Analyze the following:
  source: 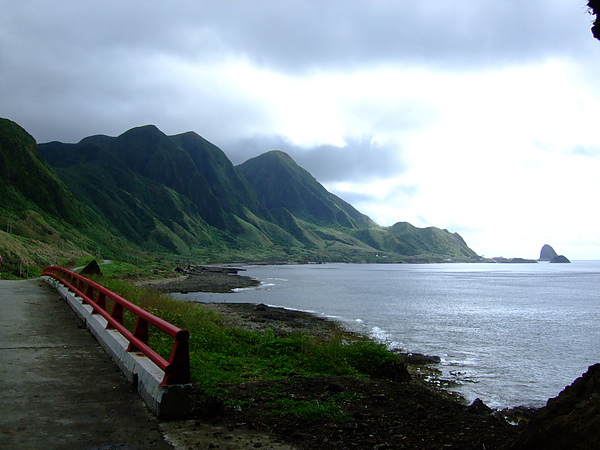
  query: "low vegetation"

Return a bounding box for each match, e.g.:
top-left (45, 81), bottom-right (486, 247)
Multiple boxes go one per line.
top-left (91, 274), bottom-right (407, 422)
top-left (82, 270), bottom-right (524, 449)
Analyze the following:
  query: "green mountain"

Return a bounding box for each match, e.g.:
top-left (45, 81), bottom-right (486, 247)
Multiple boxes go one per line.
top-left (40, 125), bottom-right (296, 256)
top-left (237, 150), bottom-right (374, 230)
top-left (237, 150), bottom-right (477, 260)
top-left (352, 222), bottom-right (478, 260)
top-left (1, 119), bottom-right (478, 264)
top-left (0, 118), bottom-right (122, 273)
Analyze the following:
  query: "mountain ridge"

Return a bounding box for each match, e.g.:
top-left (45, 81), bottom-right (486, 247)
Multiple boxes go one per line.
top-left (0, 118), bottom-right (129, 273)
top-left (237, 150), bottom-right (374, 230)
top-left (2, 118), bottom-right (479, 267)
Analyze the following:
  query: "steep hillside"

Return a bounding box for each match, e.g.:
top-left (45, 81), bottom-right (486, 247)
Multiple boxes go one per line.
top-left (41, 132), bottom-right (220, 253)
top-left (237, 150), bottom-right (374, 230)
top-left (40, 126), bottom-right (296, 256)
top-left (356, 222), bottom-right (478, 260)
top-left (237, 150), bottom-right (476, 261)
top-left (37, 123), bottom-right (478, 262)
top-left (0, 118), bottom-right (122, 275)
top-left (0, 118), bottom-right (79, 221)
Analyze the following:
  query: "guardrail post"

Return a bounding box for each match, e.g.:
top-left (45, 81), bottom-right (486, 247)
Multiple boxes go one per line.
top-left (163, 331), bottom-right (190, 385)
top-left (109, 302), bottom-right (123, 327)
top-left (127, 317), bottom-right (149, 352)
top-left (95, 291), bottom-right (106, 312)
top-left (85, 285), bottom-right (95, 304)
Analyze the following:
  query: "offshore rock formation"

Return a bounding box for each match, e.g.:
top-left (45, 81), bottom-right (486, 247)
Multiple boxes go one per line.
top-left (539, 244), bottom-right (558, 261)
top-left (539, 245), bottom-right (570, 263)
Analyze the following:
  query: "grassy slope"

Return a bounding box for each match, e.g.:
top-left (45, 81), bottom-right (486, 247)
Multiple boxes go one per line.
top-left (0, 119), bottom-right (156, 277)
top-left (3, 117), bottom-right (479, 277)
top-left (92, 275), bottom-right (406, 407)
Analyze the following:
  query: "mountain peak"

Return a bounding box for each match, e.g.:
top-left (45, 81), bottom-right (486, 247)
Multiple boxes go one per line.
top-left (238, 150), bottom-right (373, 230)
top-left (118, 124), bottom-right (166, 140)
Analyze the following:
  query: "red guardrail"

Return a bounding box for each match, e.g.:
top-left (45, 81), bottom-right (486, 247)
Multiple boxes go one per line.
top-left (42, 265), bottom-right (190, 385)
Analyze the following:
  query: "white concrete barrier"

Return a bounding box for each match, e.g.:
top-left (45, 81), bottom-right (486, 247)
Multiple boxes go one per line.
top-left (43, 277), bottom-right (193, 420)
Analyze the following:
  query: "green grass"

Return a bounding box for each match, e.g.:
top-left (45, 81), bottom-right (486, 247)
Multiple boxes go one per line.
top-left (91, 275), bottom-right (406, 416)
top-left (263, 397), bottom-right (350, 422)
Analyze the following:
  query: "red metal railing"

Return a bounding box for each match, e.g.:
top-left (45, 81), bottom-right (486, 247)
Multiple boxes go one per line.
top-left (42, 265), bottom-right (190, 385)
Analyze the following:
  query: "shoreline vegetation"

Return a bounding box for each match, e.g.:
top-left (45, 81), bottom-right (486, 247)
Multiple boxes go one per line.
top-left (112, 265), bottom-right (598, 448)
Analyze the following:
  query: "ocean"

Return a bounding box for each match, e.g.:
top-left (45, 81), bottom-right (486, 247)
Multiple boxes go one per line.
top-left (174, 261), bottom-right (600, 409)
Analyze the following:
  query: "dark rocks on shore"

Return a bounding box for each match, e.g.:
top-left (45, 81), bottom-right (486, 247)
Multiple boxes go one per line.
top-left (495, 405), bottom-right (538, 425)
top-left (175, 264), bottom-right (246, 276)
top-left (402, 353), bottom-right (442, 365)
top-left (508, 363), bottom-right (600, 449)
top-left (468, 398), bottom-right (493, 415)
top-left (139, 265), bottom-right (259, 293)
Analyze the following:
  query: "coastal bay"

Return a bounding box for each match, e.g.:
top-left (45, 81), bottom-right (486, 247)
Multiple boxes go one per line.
top-left (147, 264), bottom-right (600, 448)
top-left (175, 262), bottom-right (600, 410)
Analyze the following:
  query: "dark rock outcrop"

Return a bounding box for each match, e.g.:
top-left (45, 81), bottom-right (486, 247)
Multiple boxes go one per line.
top-left (80, 260), bottom-right (102, 276)
top-left (539, 244), bottom-right (559, 261)
top-left (402, 353), bottom-right (442, 365)
top-left (550, 255), bottom-right (571, 263)
top-left (468, 398), bottom-right (493, 415)
top-left (509, 363), bottom-right (600, 449)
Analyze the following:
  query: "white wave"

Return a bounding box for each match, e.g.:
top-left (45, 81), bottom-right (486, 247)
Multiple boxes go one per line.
top-left (231, 286), bottom-right (256, 293)
top-left (369, 326), bottom-right (403, 349)
top-left (264, 304), bottom-right (318, 315)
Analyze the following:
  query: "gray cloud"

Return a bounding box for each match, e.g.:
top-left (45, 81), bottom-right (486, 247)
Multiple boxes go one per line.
top-left (1, 0), bottom-right (599, 259)
top-left (215, 0), bottom-right (596, 71)
top-left (225, 135), bottom-right (407, 184)
top-left (1, 0), bottom-right (596, 144)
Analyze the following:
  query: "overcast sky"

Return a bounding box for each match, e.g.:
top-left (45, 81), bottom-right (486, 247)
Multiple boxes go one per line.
top-left (2, 1), bottom-right (600, 259)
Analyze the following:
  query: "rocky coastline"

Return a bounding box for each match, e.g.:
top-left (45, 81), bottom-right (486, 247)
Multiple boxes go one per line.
top-left (136, 264), bottom-right (260, 293)
top-left (150, 266), bottom-right (599, 449)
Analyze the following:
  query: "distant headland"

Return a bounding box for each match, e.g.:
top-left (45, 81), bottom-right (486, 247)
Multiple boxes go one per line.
top-left (484, 244), bottom-right (570, 264)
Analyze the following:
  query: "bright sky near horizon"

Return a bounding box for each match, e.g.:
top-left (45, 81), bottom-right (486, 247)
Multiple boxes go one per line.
top-left (2, 1), bottom-right (600, 259)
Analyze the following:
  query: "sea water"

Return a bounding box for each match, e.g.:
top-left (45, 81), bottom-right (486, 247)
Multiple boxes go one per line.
top-left (175, 261), bottom-right (600, 409)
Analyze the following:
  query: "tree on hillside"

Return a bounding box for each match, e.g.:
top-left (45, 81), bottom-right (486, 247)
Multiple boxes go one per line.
top-left (589, 1), bottom-right (600, 40)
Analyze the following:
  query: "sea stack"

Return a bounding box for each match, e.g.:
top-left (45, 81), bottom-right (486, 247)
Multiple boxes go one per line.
top-left (539, 244), bottom-right (558, 261)
top-left (550, 255), bottom-right (571, 263)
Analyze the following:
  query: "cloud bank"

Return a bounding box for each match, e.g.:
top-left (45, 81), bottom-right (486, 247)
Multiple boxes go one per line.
top-left (2, 0), bottom-right (600, 258)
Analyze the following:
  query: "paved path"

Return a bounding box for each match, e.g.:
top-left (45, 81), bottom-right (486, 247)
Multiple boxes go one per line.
top-left (0, 279), bottom-right (173, 449)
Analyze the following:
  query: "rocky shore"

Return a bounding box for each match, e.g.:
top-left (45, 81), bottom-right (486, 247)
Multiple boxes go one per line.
top-left (153, 266), bottom-right (599, 449)
top-left (136, 264), bottom-right (260, 293)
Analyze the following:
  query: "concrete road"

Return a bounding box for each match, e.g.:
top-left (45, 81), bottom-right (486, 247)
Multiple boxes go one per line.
top-left (0, 279), bottom-right (173, 449)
